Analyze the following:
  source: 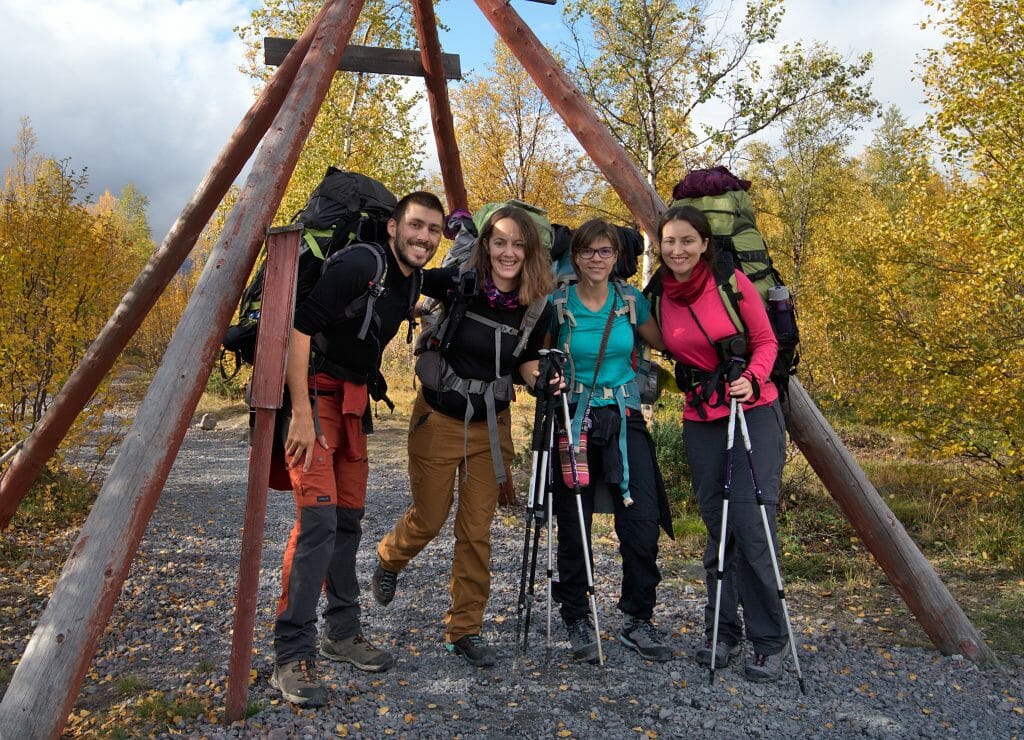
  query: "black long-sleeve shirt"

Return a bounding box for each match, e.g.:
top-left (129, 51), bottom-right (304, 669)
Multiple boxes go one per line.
top-left (293, 243), bottom-right (416, 383)
top-left (420, 267), bottom-right (551, 421)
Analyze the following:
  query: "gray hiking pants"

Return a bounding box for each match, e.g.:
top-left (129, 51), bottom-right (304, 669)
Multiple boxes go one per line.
top-left (684, 401), bottom-right (788, 654)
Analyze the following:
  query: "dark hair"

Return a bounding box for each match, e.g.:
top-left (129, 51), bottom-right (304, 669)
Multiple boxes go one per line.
top-left (657, 205), bottom-right (715, 267)
top-left (569, 218), bottom-right (621, 277)
top-left (392, 191), bottom-right (444, 225)
top-left (467, 206), bottom-right (553, 304)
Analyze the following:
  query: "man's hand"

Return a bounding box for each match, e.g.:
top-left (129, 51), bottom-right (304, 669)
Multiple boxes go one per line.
top-left (285, 407), bottom-right (328, 472)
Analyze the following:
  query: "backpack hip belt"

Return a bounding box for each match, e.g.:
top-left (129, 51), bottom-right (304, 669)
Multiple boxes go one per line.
top-left (432, 358), bottom-right (513, 488)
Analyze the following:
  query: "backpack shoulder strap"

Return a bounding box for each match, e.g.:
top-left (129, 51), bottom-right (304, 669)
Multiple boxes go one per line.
top-left (612, 280), bottom-right (637, 326)
top-left (551, 282), bottom-right (572, 328)
top-left (711, 252), bottom-right (745, 336)
top-left (511, 297), bottom-right (549, 359)
top-left (329, 241), bottom-right (388, 341)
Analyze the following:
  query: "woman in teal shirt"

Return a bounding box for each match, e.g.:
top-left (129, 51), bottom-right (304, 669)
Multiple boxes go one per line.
top-left (549, 218), bottom-right (674, 664)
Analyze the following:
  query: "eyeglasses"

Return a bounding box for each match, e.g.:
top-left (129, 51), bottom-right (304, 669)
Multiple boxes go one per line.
top-left (576, 246), bottom-right (616, 260)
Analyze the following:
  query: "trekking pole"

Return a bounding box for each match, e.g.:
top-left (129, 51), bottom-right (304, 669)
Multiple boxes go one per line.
top-left (708, 396), bottom-right (738, 687)
top-left (734, 401), bottom-right (807, 694)
top-left (516, 350), bottom-right (558, 655)
top-left (559, 389), bottom-right (605, 666)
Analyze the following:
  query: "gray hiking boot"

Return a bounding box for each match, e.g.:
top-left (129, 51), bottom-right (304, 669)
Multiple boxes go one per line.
top-left (372, 563), bottom-right (399, 606)
top-left (564, 615), bottom-right (599, 664)
top-left (270, 659), bottom-right (327, 707)
top-left (696, 638), bottom-right (741, 668)
top-left (618, 616), bottom-right (673, 662)
top-left (445, 634), bottom-right (497, 667)
top-left (320, 632), bottom-right (395, 672)
top-left (744, 641), bottom-right (789, 682)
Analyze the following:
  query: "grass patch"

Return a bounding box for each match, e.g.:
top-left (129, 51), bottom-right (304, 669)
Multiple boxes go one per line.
top-left (974, 580), bottom-right (1024, 655)
top-left (132, 691), bottom-right (206, 727)
top-left (114, 675), bottom-right (148, 696)
top-left (12, 466), bottom-right (97, 529)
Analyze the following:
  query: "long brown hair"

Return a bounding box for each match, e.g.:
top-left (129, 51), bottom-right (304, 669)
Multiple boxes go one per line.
top-left (466, 206), bottom-right (554, 304)
top-left (657, 205), bottom-right (715, 268)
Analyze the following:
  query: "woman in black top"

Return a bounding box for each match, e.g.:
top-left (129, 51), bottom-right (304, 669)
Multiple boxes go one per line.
top-left (374, 206), bottom-right (554, 667)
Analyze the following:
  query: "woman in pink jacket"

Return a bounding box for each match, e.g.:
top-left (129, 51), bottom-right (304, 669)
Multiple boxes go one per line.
top-left (654, 205), bottom-right (789, 683)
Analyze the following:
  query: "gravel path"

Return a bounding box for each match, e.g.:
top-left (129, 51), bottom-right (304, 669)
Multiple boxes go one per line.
top-left (29, 415), bottom-right (1024, 737)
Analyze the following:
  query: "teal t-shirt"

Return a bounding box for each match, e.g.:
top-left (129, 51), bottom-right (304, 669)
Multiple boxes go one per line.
top-left (550, 283), bottom-right (651, 410)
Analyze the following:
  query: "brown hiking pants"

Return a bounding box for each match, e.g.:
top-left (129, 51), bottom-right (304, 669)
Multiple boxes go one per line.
top-left (377, 390), bottom-right (514, 642)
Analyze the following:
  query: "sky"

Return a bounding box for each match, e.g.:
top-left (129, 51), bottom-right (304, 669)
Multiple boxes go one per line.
top-left (0, 0), bottom-right (946, 242)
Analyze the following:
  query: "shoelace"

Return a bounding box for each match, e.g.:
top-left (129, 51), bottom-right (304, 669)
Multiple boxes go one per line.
top-left (631, 620), bottom-right (662, 642)
top-left (464, 635), bottom-right (486, 648)
top-left (569, 620), bottom-right (592, 642)
top-left (753, 653), bottom-right (769, 667)
top-left (295, 659), bottom-right (316, 680)
top-left (379, 570), bottom-right (397, 594)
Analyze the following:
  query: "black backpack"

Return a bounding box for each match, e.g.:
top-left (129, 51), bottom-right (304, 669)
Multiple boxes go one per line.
top-left (221, 168), bottom-right (399, 376)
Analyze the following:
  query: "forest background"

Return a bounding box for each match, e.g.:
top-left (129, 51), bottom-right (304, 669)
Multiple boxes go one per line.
top-left (2, 0), bottom-right (1021, 680)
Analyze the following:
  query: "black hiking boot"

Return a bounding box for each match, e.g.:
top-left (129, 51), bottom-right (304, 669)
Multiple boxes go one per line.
top-left (445, 634), bottom-right (497, 667)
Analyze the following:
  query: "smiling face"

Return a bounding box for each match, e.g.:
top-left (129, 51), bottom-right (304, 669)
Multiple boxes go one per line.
top-left (572, 236), bottom-right (618, 286)
top-left (486, 217), bottom-right (526, 291)
top-left (659, 218), bottom-right (709, 282)
top-left (387, 202), bottom-right (443, 275)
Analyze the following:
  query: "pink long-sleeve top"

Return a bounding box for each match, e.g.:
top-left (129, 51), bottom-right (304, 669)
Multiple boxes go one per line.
top-left (660, 262), bottom-right (778, 422)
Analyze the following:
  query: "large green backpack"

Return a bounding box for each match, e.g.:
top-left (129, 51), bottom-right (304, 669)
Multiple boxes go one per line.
top-left (665, 168), bottom-right (800, 396)
top-left (670, 188), bottom-right (781, 310)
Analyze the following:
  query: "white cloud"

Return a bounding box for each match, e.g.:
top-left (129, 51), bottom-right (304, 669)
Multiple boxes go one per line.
top-left (0, 0), bottom-right (258, 241)
top-left (0, 0), bottom-right (949, 239)
top-left (752, 0), bottom-right (947, 151)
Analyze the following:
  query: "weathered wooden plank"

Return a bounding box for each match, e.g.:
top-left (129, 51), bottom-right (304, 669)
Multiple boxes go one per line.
top-left (0, 1), bottom-right (332, 531)
top-left (264, 36), bottom-right (462, 80)
top-left (411, 0), bottom-right (467, 211)
top-left (225, 225), bottom-right (301, 723)
top-left (0, 3), bottom-right (368, 736)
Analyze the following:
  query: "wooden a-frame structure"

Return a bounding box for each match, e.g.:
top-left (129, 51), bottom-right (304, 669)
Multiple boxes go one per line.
top-left (0, 1), bottom-right (997, 735)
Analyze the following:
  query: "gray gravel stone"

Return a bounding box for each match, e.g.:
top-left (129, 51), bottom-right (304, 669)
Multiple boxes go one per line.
top-left (6, 421), bottom-right (1018, 739)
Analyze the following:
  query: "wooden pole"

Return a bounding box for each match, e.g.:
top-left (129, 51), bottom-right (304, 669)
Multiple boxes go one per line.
top-left (784, 379), bottom-right (997, 665)
top-left (411, 0), bottom-right (468, 212)
top-left (225, 225), bottom-right (301, 724)
top-left (473, 0), bottom-right (663, 242)
top-left (0, 0), bottom-right (333, 530)
top-left (474, 0), bottom-right (996, 666)
top-left (0, 3), bottom-right (367, 736)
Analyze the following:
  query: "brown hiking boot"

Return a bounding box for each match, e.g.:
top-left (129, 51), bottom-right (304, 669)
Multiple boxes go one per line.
top-left (270, 659), bottom-right (327, 707)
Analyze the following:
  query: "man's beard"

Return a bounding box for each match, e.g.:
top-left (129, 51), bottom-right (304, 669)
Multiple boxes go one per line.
top-left (393, 234), bottom-right (431, 271)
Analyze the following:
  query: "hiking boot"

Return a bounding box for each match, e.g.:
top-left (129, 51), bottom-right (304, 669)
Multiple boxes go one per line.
top-left (270, 659), bottom-right (327, 707)
top-left (320, 632), bottom-right (395, 672)
top-left (744, 641), bottom-right (789, 683)
top-left (618, 616), bottom-right (673, 662)
top-left (445, 634), bottom-right (497, 667)
top-left (696, 638), bottom-right (741, 668)
top-left (372, 563), bottom-right (399, 606)
top-left (564, 615), bottom-right (599, 664)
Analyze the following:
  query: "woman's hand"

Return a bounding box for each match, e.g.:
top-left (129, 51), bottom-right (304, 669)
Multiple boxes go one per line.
top-left (727, 374), bottom-right (755, 403)
top-left (285, 406), bottom-right (328, 472)
top-left (529, 367), bottom-right (563, 397)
